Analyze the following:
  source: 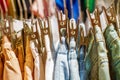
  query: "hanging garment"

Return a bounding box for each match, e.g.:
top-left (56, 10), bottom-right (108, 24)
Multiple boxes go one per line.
top-left (85, 29), bottom-right (94, 79)
top-left (104, 24), bottom-right (120, 80)
top-left (0, 54), bottom-right (4, 80)
top-left (83, 0), bottom-right (95, 13)
top-left (68, 38), bottom-right (80, 80)
top-left (78, 45), bottom-right (87, 80)
top-left (24, 35), bottom-right (34, 80)
top-left (31, 0), bottom-right (44, 18)
top-left (55, 0), bottom-right (79, 20)
top-left (15, 37), bottom-right (25, 80)
top-left (30, 41), bottom-right (40, 80)
top-left (39, 53), bottom-right (45, 80)
top-left (6, 0), bottom-right (16, 18)
top-left (94, 26), bottom-right (111, 80)
top-left (0, 0), bottom-right (8, 14)
top-left (54, 37), bottom-right (69, 80)
top-left (44, 35), bottom-right (54, 80)
top-left (2, 36), bottom-right (22, 80)
top-left (85, 26), bottom-right (111, 80)
top-left (25, 0), bottom-right (31, 18)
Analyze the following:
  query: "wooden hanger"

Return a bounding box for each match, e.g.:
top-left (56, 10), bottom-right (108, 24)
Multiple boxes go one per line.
top-left (86, 8), bottom-right (101, 28)
top-left (30, 20), bottom-right (42, 54)
top-left (57, 10), bottom-right (68, 42)
top-left (2, 17), bottom-right (17, 49)
top-left (102, 4), bottom-right (116, 25)
top-left (22, 0), bottom-right (28, 19)
top-left (69, 18), bottom-right (78, 43)
top-left (79, 26), bottom-right (88, 46)
top-left (39, 18), bottom-right (50, 49)
top-left (38, 19), bottom-right (46, 54)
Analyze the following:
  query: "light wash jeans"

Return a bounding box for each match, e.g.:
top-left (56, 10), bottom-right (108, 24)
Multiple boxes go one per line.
top-left (54, 37), bottom-right (69, 80)
top-left (69, 38), bottom-right (80, 80)
top-left (79, 46), bottom-right (87, 80)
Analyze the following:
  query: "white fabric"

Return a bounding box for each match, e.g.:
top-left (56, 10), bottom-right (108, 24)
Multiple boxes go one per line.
top-left (30, 41), bottom-right (40, 80)
top-left (44, 35), bottom-right (54, 80)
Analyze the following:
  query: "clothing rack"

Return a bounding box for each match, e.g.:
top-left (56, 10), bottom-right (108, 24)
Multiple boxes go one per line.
top-left (0, 0), bottom-right (120, 80)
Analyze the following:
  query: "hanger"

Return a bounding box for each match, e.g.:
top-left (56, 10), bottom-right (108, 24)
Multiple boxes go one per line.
top-left (2, 16), bottom-right (17, 49)
top-left (69, 18), bottom-right (78, 43)
top-left (38, 19), bottom-right (46, 54)
top-left (22, 0), bottom-right (28, 19)
top-left (30, 20), bottom-right (42, 54)
top-left (102, 4), bottom-right (116, 24)
top-left (102, 4), bottom-right (119, 33)
top-left (80, 26), bottom-right (88, 46)
top-left (57, 10), bottom-right (68, 42)
top-left (38, 18), bottom-right (50, 50)
top-left (86, 7), bottom-right (101, 31)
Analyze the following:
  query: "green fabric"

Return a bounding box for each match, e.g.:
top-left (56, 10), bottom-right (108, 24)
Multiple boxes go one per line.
top-left (104, 24), bottom-right (120, 80)
top-left (86, 26), bottom-right (111, 80)
top-left (84, 0), bottom-right (95, 13)
top-left (85, 29), bottom-right (94, 78)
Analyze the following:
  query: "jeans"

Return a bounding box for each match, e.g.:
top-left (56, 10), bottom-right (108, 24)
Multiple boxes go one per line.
top-left (79, 46), bottom-right (87, 80)
top-left (54, 37), bottom-right (69, 80)
top-left (69, 38), bottom-right (80, 80)
top-left (85, 29), bottom-right (94, 80)
top-left (85, 26), bottom-right (111, 80)
top-left (104, 24), bottom-right (120, 80)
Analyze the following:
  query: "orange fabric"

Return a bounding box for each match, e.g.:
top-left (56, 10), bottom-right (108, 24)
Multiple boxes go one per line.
top-left (2, 36), bottom-right (22, 80)
top-left (0, 54), bottom-right (4, 80)
top-left (40, 54), bottom-right (45, 80)
top-left (15, 43), bottom-right (25, 80)
top-left (24, 36), bottom-right (34, 80)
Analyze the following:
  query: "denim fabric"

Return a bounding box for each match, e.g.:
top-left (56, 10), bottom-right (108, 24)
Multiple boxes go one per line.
top-left (85, 29), bottom-right (94, 79)
top-left (85, 26), bottom-right (111, 80)
top-left (68, 38), bottom-right (80, 80)
top-left (94, 26), bottom-right (110, 80)
top-left (104, 24), bottom-right (120, 80)
top-left (79, 46), bottom-right (87, 80)
top-left (54, 37), bottom-right (69, 80)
